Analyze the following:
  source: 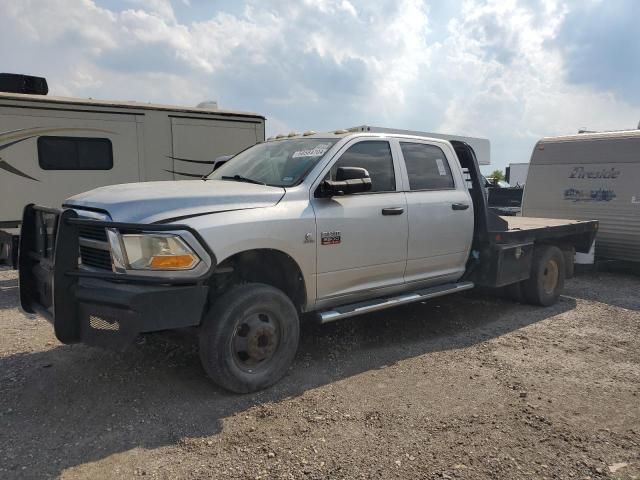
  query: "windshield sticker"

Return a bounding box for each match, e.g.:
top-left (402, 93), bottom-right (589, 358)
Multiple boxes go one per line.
top-left (292, 143), bottom-right (331, 158)
top-left (435, 158), bottom-right (447, 176)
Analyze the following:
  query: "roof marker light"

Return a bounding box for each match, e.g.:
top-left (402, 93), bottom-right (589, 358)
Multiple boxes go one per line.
top-left (303, 130), bottom-right (316, 136)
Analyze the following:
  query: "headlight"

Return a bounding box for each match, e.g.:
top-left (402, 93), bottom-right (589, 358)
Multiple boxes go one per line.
top-left (108, 231), bottom-right (201, 271)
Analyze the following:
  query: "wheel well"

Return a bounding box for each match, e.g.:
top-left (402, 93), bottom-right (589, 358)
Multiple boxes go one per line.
top-left (208, 249), bottom-right (307, 311)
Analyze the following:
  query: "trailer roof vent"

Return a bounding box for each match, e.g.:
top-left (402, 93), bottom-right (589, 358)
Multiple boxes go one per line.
top-left (196, 100), bottom-right (218, 110)
top-left (0, 73), bottom-right (48, 95)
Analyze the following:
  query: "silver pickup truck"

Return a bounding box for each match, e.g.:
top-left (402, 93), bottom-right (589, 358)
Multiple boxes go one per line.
top-left (19, 130), bottom-right (598, 392)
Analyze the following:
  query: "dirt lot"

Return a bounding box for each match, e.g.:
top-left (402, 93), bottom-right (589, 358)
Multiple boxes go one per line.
top-left (1, 267), bottom-right (639, 480)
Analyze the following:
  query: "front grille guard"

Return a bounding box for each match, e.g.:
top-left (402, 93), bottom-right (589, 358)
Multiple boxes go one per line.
top-left (19, 204), bottom-right (215, 344)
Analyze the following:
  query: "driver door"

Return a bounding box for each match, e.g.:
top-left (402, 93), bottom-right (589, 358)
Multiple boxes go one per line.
top-left (311, 139), bottom-right (408, 303)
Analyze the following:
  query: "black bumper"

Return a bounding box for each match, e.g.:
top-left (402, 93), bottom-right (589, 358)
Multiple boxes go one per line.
top-left (0, 229), bottom-right (19, 268)
top-left (19, 205), bottom-right (210, 347)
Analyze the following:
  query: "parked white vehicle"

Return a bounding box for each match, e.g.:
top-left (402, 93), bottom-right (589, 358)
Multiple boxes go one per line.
top-left (506, 162), bottom-right (529, 186)
top-left (20, 130), bottom-right (597, 393)
top-left (522, 129), bottom-right (640, 262)
top-left (0, 74), bottom-right (265, 266)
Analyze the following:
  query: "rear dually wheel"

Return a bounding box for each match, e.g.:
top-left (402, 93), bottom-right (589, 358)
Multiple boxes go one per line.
top-left (522, 245), bottom-right (566, 306)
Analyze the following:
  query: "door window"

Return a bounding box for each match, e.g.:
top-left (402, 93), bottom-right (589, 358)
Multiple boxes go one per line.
top-left (331, 141), bottom-right (395, 192)
top-left (401, 142), bottom-right (454, 190)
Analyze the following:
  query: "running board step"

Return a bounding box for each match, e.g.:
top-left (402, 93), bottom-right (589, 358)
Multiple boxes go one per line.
top-left (317, 281), bottom-right (474, 324)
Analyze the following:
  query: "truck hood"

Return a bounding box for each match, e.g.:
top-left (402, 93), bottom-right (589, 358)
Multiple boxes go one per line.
top-left (64, 180), bottom-right (285, 223)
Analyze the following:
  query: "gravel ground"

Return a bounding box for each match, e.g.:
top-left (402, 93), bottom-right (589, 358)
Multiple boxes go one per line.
top-left (0, 267), bottom-right (639, 479)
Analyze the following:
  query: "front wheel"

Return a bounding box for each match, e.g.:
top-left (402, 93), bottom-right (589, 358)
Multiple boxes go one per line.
top-left (199, 283), bottom-right (300, 393)
top-left (522, 245), bottom-right (566, 306)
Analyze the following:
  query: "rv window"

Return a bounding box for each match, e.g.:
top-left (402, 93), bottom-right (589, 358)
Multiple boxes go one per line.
top-left (38, 136), bottom-right (113, 170)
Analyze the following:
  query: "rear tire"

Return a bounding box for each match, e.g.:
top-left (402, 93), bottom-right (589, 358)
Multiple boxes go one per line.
top-left (563, 248), bottom-right (575, 279)
top-left (199, 283), bottom-right (300, 393)
top-left (522, 245), bottom-right (565, 306)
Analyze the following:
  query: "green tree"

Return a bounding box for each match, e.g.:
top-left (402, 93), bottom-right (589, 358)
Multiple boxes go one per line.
top-left (489, 169), bottom-right (505, 182)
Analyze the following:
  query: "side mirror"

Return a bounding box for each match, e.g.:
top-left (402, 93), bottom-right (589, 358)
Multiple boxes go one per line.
top-left (318, 166), bottom-right (372, 197)
top-left (336, 166), bottom-right (369, 181)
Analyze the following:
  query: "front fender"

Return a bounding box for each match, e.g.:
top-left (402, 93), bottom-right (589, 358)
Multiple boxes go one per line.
top-left (183, 202), bottom-right (318, 308)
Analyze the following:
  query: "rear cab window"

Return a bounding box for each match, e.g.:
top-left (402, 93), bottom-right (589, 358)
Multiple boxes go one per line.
top-left (400, 142), bottom-right (455, 190)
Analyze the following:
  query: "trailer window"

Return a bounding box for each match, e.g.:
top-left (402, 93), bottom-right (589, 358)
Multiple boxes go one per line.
top-left (401, 142), bottom-right (454, 190)
top-left (38, 136), bottom-right (113, 170)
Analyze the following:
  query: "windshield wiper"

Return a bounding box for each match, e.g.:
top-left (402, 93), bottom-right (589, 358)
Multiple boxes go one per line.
top-left (220, 175), bottom-right (266, 186)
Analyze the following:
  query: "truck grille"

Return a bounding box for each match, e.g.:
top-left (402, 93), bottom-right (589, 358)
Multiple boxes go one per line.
top-left (77, 222), bottom-right (112, 271)
top-left (78, 224), bottom-right (108, 242)
top-left (79, 245), bottom-right (112, 270)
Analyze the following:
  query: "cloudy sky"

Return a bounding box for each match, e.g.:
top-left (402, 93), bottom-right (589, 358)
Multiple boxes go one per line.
top-left (1, 0), bottom-right (638, 171)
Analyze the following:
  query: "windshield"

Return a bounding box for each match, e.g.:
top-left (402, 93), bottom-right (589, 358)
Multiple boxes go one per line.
top-left (208, 138), bottom-right (338, 187)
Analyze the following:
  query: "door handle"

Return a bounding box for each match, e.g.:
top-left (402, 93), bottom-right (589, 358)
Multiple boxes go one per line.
top-left (451, 203), bottom-right (469, 211)
top-left (382, 207), bottom-right (404, 216)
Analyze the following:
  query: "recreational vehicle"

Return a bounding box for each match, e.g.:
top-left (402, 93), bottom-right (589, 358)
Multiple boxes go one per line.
top-left (0, 75), bottom-right (265, 266)
top-left (522, 129), bottom-right (640, 263)
top-left (505, 162), bottom-right (529, 186)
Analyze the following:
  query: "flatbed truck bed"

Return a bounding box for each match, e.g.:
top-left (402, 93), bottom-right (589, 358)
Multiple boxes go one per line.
top-left (494, 216), bottom-right (597, 246)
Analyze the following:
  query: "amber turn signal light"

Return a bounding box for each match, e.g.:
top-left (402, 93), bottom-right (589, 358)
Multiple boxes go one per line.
top-left (149, 254), bottom-right (196, 270)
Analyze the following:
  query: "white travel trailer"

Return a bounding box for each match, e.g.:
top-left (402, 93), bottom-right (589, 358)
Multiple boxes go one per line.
top-left (505, 162), bottom-right (529, 186)
top-left (0, 77), bottom-right (265, 266)
top-left (522, 129), bottom-right (640, 263)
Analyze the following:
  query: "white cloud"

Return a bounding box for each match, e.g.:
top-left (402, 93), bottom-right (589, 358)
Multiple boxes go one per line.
top-left (434, 0), bottom-right (639, 153)
top-left (0, 0), bottom-right (637, 169)
top-left (127, 0), bottom-right (176, 22)
top-left (340, 1), bottom-right (357, 17)
top-left (303, 0), bottom-right (358, 16)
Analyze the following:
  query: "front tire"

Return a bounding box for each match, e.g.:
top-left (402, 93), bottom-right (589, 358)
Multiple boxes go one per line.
top-left (522, 245), bottom-right (565, 306)
top-left (199, 283), bottom-right (300, 393)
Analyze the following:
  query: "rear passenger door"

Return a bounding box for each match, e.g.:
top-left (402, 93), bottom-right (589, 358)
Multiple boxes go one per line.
top-left (312, 139), bottom-right (408, 302)
top-left (399, 140), bottom-right (474, 284)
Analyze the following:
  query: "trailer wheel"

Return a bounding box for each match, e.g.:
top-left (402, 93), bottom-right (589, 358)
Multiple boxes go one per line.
top-left (199, 283), bottom-right (300, 393)
top-left (523, 245), bottom-right (565, 306)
